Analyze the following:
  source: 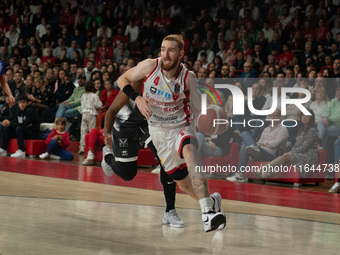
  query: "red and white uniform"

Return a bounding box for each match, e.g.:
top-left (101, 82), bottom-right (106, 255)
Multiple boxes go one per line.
top-left (143, 57), bottom-right (196, 173)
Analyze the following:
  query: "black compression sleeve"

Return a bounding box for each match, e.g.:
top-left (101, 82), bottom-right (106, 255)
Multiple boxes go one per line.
top-left (122, 84), bottom-right (139, 101)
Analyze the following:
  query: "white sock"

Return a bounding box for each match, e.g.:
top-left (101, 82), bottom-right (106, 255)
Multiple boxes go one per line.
top-left (199, 197), bottom-right (213, 213)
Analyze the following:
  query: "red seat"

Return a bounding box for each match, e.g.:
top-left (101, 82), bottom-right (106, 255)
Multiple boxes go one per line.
top-left (201, 143), bottom-right (240, 176)
top-left (245, 150), bottom-right (327, 186)
top-left (8, 139), bottom-right (47, 156)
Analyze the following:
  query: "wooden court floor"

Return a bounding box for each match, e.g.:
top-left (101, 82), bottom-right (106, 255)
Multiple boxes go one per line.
top-left (0, 156), bottom-right (339, 255)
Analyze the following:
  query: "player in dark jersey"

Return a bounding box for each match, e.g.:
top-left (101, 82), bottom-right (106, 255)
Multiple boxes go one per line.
top-left (101, 81), bottom-right (186, 227)
top-left (0, 60), bottom-right (15, 103)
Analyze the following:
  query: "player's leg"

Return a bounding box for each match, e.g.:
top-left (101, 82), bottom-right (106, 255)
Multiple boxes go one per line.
top-left (101, 125), bottom-right (139, 180)
top-left (160, 166), bottom-right (185, 227)
top-left (142, 123), bottom-right (184, 227)
top-left (179, 133), bottom-right (226, 232)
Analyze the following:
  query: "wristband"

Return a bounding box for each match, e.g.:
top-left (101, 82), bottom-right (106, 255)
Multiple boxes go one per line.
top-left (122, 84), bottom-right (139, 101)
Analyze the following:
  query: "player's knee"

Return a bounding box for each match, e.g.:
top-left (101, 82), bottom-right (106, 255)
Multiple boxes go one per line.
top-left (176, 177), bottom-right (191, 192)
top-left (117, 161), bottom-right (138, 181)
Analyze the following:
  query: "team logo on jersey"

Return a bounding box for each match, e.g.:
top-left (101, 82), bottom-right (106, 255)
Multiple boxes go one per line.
top-left (150, 87), bottom-right (157, 94)
top-left (122, 149), bottom-right (128, 156)
top-left (155, 88), bottom-right (172, 99)
top-left (119, 138), bottom-right (128, 147)
top-left (172, 83), bottom-right (180, 100)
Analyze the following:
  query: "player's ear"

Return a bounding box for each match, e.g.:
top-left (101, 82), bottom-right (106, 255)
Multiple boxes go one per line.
top-left (179, 50), bottom-right (185, 59)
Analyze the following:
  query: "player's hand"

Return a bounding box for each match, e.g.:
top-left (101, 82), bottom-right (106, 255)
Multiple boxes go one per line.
top-left (104, 134), bottom-right (113, 153)
top-left (135, 96), bottom-right (154, 119)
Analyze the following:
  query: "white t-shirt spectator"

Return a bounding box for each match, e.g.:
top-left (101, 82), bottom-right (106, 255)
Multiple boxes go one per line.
top-left (36, 24), bottom-right (47, 38)
top-left (125, 25), bottom-right (139, 42)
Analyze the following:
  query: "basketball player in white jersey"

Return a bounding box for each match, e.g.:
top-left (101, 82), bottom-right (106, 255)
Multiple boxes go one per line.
top-left (115, 34), bottom-right (226, 232)
top-left (101, 82), bottom-right (185, 228)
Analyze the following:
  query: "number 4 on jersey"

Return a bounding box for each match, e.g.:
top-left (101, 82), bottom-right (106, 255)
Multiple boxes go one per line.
top-left (153, 76), bottom-right (160, 86)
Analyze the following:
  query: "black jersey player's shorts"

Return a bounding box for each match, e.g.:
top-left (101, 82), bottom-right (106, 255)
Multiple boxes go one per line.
top-left (112, 120), bottom-right (149, 162)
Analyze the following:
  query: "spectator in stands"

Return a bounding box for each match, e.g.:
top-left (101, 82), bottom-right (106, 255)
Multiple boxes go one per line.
top-left (0, 46), bottom-right (10, 65)
top-left (233, 52), bottom-right (246, 71)
top-left (27, 75), bottom-right (56, 122)
top-left (81, 128), bottom-right (104, 165)
top-left (93, 78), bottom-right (105, 99)
top-left (59, 7), bottom-right (75, 33)
top-left (41, 47), bottom-right (56, 66)
top-left (315, 18), bottom-right (330, 43)
top-left (318, 84), bottom-right (340, 147)
top-left (139, 18), bottom-right (157, 53)
top-left (24, 74), bottom-right (35, 95)
top-left (197, 67), bottom-right (208, 80)
top-left (285, 80), bottom-right (312, 145)
top-left (10, 70), bottom-right (25, 99)
top-left (39, 117), bottom-right (74, 161)
top-left (310, 87), bottom-right (330, 125)
top-left (0, 94), bottom-right (40, 158)
top-left (0, 96), bottom-right (20, 130)
top-left (72, 50), bottom-right (83, 68)
top-left (53, 38), bottom-right (68, 59)
top-left (84, 41), bottom-right (96, 60)
top-left (27, 48), bottom-right (41, 67)
top-left (67, 40), bottom-right (83, 61)
top-left (55, 73), bottom-right (86, 119)
top-left (329, 137), bottom-right (340, 193)
top-left (35, 17), bottom-right (48, 46)
top-left (54, 48), bottom-right (69, 67)
top-left (97, 23), bottom-right (113, 42)
top-left (96, 78), bottom-right (118, 130)
top-left (227, 108), bottom-right (289, 183)
top-left (6, 24), bottom-right (19, 48)
top-left (85, 8), bottom-right (102, 30)
top-left (197, 41), bottom-right (215, 64)
top-left (260, 110), bottom-right (318, 179)
top-left (241, 62), bottom-right (258, 87)
top-left (113, 42), bottom-right (130, 65)
top-left (96, 38), bottom-right (113, 67)
top-left (79, 81), bottom-right (102, 154)
top-left (84, 60), bottom-right (98, 81)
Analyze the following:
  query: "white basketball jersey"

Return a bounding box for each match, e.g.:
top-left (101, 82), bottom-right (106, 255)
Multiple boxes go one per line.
top-left (143, 57), bottom-right (192, 127)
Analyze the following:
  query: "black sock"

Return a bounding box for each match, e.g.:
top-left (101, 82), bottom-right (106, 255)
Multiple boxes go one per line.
top-left (160, 165), bottom-right (176, 212)
top-left (148, 141), bottom-right (176, 212)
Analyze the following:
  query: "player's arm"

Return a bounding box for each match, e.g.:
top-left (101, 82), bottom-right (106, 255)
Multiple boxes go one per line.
top-left (118, 59), bottom-right (157, 119)
top-left (0, 75), bottom-right (14, 103)
top-left (104, 80), bottom-right (143, 152)
top-left (185, 71), bottom-right (201, 115)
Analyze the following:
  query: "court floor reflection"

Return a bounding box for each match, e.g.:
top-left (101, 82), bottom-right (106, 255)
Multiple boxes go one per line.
top-left (0, 196), bottom-right (339, 255)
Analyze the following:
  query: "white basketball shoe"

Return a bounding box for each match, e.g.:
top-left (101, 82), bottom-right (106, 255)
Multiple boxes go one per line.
top-left (163, 209), bottom-right (184, 228)
top-left (101, 146), bottom-right (114, 177)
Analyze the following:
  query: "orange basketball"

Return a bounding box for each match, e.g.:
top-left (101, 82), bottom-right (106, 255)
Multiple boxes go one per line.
top-left (196, 105), bottom-right (228, 136)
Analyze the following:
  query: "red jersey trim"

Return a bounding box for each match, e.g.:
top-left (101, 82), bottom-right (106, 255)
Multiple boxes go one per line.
top-left (183, 69), bottom-right (189, 91)
top-left (178, 135), bottom-right (198, 158)
top-left (174, 64), bottom-right (183, 80)
top-left (167, 163), bottom-right (187, 175)
top-left (144, 58), bottom-right (159, 82)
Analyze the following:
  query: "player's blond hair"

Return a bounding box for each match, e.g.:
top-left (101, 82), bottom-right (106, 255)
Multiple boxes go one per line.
top-left (163, 34), bottom-right (184, 51)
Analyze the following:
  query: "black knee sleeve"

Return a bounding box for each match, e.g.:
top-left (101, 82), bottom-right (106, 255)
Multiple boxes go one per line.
top-left (105, 154), bottom-right (138, 181)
